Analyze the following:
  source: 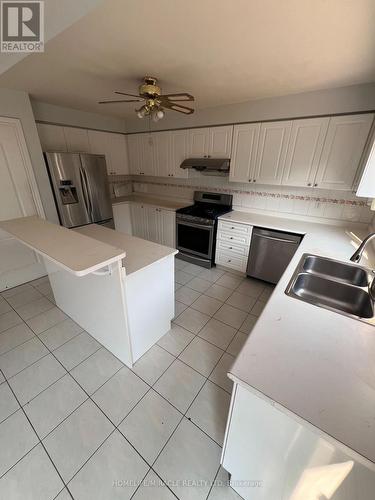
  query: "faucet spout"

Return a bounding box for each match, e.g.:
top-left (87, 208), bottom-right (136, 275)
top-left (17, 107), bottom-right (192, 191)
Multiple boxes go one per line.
top-left (350, 232), bottom-right (375, 263)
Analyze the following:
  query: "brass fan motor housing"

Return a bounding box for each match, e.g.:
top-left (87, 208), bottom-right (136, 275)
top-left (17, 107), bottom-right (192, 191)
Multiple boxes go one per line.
top-left (139, 76), bottom-right (161, 98)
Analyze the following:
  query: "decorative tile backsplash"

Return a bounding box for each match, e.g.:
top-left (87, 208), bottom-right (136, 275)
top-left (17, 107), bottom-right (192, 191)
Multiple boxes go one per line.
top-left (110, 173), bottom-right (373, 224)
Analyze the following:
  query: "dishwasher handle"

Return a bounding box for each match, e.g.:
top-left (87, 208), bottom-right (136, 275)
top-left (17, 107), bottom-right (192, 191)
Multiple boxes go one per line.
top-left (256, 234), bottom-right (300, 245)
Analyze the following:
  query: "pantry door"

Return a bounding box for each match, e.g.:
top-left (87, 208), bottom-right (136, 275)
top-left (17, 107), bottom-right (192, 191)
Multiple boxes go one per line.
top-left (0, 117), bottom-right (46, 291)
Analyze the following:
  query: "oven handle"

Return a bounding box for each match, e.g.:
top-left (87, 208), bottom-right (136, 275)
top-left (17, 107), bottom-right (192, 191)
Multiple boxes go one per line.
top-left (176, 220), bottom-right (214, 230)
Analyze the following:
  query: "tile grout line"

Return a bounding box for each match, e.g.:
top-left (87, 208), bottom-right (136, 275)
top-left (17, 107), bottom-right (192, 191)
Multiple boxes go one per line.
top-left (0, 368), bottom-right (75, 500)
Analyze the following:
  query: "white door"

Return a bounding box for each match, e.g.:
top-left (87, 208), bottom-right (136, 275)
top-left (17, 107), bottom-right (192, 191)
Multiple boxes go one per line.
top-left (208, 126), bottom-right (233, 157)
top-left (127, 134), bottom-right (140, 175)
top-left (170, 130), bottom-right (189, 178)
top-left (254, 121), bottom-right (292, 185)
top-left (315, 113), bottom-right (374, 190)
top-left (188, 128), bottom-right (209, 157)
top-left (87, 130), bottom-right (113, 175)
top-left (160, 209), bottom-right (176, 248)
top-left (113, 203), bottom-right (132, 234)
top-left (153, 131), bottom-right (171, 177)
top-left (64, 127), bottom-right (90, 153)
top-left (282, 117), bottom-right (329, 187)
top-left (229, 123), bottom-right (260, 183)
top-left (37, 123), bottom-right (67, 152)
top-left (0, 117), bottom-right (46, 290)
top-left (108, 133), bottom-right (129, 175)
top-left (139, 134), bottom-right (155, 176)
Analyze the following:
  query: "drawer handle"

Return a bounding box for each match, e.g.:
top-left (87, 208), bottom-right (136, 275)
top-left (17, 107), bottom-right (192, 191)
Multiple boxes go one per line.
top-left (230, 237), bottom-right (233, 239)
top-left (228, 259), bottom-right (232, 262)
top-left (231, 226), bottom-right (235, 229)
top-left (229, 247), bottom-right (233, 249)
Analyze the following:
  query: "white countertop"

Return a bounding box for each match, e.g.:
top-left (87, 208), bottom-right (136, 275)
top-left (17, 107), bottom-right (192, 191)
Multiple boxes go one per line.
top-left (112, 194), bottom-right (191, 211)
top-left (222, 210), bottom-right (375, 467)
top-left (75, 224), bottom-right (178, 275)
top-left (0, 216), bottom-right (125, 277)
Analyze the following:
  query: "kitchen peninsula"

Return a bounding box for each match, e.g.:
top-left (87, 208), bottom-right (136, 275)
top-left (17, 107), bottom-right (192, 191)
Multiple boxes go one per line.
top-left (0, 216), bottom-right (177, 367)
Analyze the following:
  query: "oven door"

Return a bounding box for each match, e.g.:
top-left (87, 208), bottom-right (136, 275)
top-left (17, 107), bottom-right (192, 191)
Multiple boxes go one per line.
top-left (176, 220), bottom-right (214, 259)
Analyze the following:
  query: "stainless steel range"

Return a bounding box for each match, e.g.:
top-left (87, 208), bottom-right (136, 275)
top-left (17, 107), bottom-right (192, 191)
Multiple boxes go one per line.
top-left (176, 191), bottom-right (233, 268)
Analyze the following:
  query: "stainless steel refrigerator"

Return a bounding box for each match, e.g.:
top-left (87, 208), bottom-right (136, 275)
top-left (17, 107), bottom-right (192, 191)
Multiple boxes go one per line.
top-left (45, 152), bottom-right (114, 229)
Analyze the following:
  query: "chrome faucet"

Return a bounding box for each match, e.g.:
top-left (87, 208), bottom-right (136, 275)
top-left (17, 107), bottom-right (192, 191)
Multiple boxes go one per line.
top-left (350, 232), bottom-right (375, 263)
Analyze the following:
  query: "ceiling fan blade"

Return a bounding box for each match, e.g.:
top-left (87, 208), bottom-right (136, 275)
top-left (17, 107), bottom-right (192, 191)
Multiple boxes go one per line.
top-left (114, 91), bottom-right (144, 99)
top-left (98, 99), bottom-right (142, 104)
top-left (162, 101), bottom-right (195, 114)
top-left (159, 93), bottom-right (194, 102)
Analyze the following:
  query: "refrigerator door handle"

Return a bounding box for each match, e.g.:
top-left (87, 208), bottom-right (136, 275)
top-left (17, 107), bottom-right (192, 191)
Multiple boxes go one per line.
top-left (79, 167), bottom-right (92, 218)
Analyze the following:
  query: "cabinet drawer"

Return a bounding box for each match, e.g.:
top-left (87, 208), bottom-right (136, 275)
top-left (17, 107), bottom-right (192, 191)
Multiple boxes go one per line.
top-left (217, 230), bottom-right (251, 246)
top-left (215, 250), bottom-right (248, 272)
top-left (218, 220), bottom-right (252, 235)
top-left (216, 240), bottom-right (249, 257)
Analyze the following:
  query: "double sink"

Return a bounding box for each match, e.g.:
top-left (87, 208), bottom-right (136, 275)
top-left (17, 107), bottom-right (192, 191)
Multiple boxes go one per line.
top-left (285, 254), bottom-right (374, 324)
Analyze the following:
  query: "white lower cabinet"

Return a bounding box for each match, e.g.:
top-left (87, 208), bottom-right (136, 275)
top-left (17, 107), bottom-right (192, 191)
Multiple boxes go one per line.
top-left (215, 220), bottom-right (252, 273)
top-left (114, 202), bottom-right (176, 248)
top-left (222, 384), bottom-right (375, 500)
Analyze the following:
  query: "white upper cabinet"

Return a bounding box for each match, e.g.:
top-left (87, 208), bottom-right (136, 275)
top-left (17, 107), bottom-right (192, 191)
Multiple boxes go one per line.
top-left (208, 126), bottom-right (233, 157)
top-left (170, 130), bottom-right (189, 178)
top-left (357, 130), bottom-right (375, 197)
top-left (254, 121), bottom-right (292, 185)
top-left (188, 126), bottom-right (233, 158)
top-left (88, 130), bottom-right (129, 175)
top-left (127, 134), bottom-right (142, 175)
top-left (189, 128), bottom-right (209, 157)
top-left (127, 133), bottom-right (156, 176)
top-left (229, 123), bottom-right (260, 183)
top-left (282, 117), bottom-right (329, 187)
top-left (37, 123), bottom-right (67, 152)
top-left (153, 131), bottom-right (171, 177)
top-left (64, 127), bottom-right (90, 153)
top-left (314, 114), bottom-right (374, 190)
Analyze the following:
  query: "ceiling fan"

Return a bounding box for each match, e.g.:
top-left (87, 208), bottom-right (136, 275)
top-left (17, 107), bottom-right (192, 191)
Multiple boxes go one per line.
top-left (98, 76), bottom-right (194, 122)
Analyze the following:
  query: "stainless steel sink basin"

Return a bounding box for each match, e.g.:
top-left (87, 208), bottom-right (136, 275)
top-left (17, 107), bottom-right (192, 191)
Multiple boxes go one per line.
top-left (303, 255), bottom-right (369, 287)
top-left (285, 254), bottom-right (374, 324)
top-left (291, 273), bottom-right (373, 318)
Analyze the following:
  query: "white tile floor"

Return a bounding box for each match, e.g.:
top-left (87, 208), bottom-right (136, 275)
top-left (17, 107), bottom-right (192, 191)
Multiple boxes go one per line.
top-left (0, 262), bottom-right (274, 500)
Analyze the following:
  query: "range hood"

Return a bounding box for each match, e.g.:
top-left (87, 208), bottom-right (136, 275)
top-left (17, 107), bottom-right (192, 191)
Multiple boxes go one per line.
top-left (180, 158), bottom-right (230, 174)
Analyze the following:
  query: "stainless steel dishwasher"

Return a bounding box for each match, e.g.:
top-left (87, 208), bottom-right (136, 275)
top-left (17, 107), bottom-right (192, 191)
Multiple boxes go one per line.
top-left (247, 227), bottom-right (303, 284)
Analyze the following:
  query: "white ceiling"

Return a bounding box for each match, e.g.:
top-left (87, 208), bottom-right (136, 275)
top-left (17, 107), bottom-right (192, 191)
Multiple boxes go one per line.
top-left (0, 0), bottom-right (375, 118)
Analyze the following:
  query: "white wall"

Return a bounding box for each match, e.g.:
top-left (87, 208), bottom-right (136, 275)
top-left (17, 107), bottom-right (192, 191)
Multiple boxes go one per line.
top-left (125, 82), bottom-right (375, 133)
top-left (0, 88), bottom-right (59, 223)
top-left (31, 100), bottom-right (127, 133)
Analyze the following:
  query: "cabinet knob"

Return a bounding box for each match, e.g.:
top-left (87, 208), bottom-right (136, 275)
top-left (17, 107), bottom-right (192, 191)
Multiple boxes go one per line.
top-left (228, 259), bottom-right (232, 263)
top-left (248, 179), bottom-right (252, 183)
top-left (229, 247), bottom-right (233, 249)
top-left (231, 227), bottom-right (235, 229)
top-left (314, 183), bottom-right (318, 187)
top-left (230, 237), bottom-right (233, 239)
top-left (307, 183), bottom-right (312, 186)
top-left (253, 179), bottom-right (256, 182)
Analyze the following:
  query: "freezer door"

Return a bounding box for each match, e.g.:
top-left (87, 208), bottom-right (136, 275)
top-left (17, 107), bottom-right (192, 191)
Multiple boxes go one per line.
top-left (45, 152), bottom-right (91, 228)
top-left (79, 154), bottom-right (113, 224)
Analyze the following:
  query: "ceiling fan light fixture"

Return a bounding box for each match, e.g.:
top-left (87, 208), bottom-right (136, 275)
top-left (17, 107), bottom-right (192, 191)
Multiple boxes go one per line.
top-left (136, 105), bottom-right (148, 118)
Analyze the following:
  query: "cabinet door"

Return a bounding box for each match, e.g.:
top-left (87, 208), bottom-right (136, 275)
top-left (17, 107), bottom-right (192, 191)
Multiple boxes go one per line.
top-left (87, 130), bottom-right (113, 174)
top-left (130, 203), bottom-right (148, 239)
top-left (113, 203), bottom-right (132, 234)
top-left (357, 130), bottom-right (375, 197)
top-left (139, 134), bottom-right (155, 176)
top-left (160, 209), bottom-right (176, 248)
top-left (170, 130), bottom-right (189, 178)
top-left (229, 123), bottom-right (260, 183)
top-left (282, 117), bottom-right (329, 187)
top-left (37, 123), bottom-right (67, 152)
top-left (64, 127), bottom-right (90, 153)
top-left (315, 114), bottom-right (374, 190)
top-left (127, 134), bottom-right (142, 175)
top-left (108, 133), bottom-right (129, 175)
top-left (188, 128), bottom-right (209, 157)
top-left (147, 206), bottom-right (159, 243)
top-left (254, 121), bottom-right (292, 185)
top-left (153, 131), bottom-right (171, 177)
top-left (208, 126), bottom-right (233, 157)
